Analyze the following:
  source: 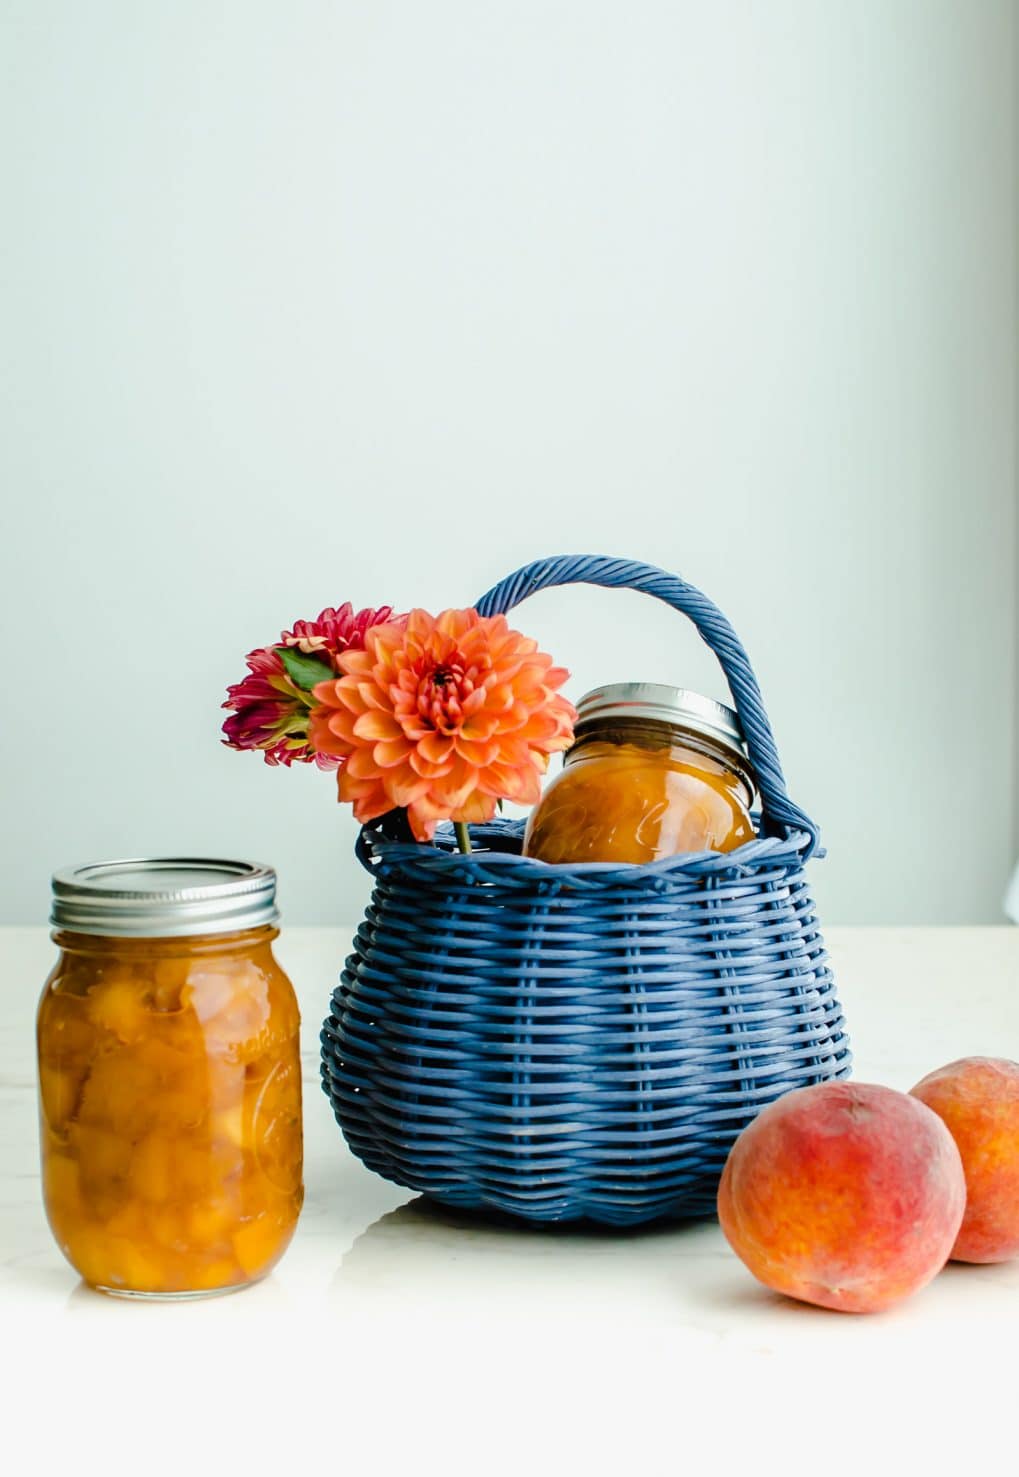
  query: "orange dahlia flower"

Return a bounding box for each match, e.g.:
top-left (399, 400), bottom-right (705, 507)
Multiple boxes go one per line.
top-left (309, 608), bottom-right (575, 841)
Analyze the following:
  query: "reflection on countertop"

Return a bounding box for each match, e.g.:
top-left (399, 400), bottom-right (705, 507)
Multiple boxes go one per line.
top-left (331, 1195), bottom-right (735, 1325)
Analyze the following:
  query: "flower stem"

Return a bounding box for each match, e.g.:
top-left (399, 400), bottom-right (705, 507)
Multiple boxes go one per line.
top-left (453, 821), bottom-right (472, 855)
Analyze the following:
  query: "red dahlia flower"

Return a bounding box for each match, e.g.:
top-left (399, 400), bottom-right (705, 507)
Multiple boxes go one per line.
top-left (222, 646), bottom-right (336, 768)
top-left (280, 603), bottom-right (398, 674)
top-left (222, 604), bottom-right (402, 767)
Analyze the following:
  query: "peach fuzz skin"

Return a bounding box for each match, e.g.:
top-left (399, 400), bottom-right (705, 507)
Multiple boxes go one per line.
top-left (910, 1057), bottom-right (1019, 1264)
top-left (717, 1082), bottom-right (966, 1313)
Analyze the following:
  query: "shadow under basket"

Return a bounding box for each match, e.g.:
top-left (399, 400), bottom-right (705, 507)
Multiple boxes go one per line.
top-left (321, 555), bottom-right (851, 1227)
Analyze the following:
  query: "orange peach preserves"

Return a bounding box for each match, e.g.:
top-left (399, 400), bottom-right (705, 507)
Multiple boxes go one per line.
top-left (524, 684), bottom-right (755, 865)
top-left (38, 924), bottom-right (303, 1296)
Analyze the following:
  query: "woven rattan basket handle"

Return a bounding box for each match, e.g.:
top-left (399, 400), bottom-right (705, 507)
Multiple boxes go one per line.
top-left (475, 553), bottom-right (819, 855)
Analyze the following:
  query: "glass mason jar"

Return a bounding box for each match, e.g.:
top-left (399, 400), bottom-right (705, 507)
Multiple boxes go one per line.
top-left (37, 859), bottom-right (303, 1299)
top-left (524, 683), bottom-right (755, 865)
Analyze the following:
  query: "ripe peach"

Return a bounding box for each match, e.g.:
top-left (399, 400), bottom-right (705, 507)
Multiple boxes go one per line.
top-left (717, 1081), bottom-right (966, 1313)
top-left (910, 1057), bottom-right (1019, 1264)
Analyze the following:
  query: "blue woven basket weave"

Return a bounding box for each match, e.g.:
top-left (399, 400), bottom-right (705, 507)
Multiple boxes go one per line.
top-left (321, 555), bottom-right (851, 1226)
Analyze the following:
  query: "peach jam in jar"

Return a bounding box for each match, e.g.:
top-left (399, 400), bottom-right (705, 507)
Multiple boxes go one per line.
top-left (37, 859), bottom-right (303, 1299)
top-left (523, 683), bottom-right (756, 865)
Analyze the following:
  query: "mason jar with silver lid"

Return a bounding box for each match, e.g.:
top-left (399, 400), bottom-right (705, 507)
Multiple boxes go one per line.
top-left (523, 682), bottom-right (757, 865)
top-left (37, 857), bottom-right (303, 1299)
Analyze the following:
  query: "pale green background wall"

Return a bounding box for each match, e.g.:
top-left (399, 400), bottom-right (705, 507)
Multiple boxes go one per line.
top-left (1, 1), bottom-right (1016, 924)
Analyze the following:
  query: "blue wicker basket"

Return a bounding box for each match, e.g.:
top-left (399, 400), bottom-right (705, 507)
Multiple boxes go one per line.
top-left (321, 555), bottom-right (850, 1226)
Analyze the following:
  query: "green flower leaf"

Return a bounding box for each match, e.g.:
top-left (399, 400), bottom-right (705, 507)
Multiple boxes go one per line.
top-left (277, 645), bottom-right (334, 692)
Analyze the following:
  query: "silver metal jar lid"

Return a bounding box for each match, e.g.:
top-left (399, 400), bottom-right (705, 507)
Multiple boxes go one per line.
top-left (574, 683), bottom-right (748, 756)
top-left (50, 858), bottom-right (279, 938)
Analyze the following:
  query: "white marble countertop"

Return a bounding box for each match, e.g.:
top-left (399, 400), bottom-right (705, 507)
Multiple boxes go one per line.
top-left (5, 925), bottom-right (1019, 1469)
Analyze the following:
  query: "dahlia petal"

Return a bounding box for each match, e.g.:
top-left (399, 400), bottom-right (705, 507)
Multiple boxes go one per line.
top-left (373, 737), bottom-right (415, 768)
top-left (411, 793), bottom-right (460, 822)
top-left (337, 771), bottom-right (376, 801)
top-left (338, 771), bottom-right (392, 819)
top-left (307, 708), bottom-right (355, 756)
top-left (405, 610), bottom-right (437, 643)
top-left (337, 650), bottom-right (374, 677)
top-left (460, 689), bottom-right (488, 717)
top-left (312, 708), bottom-right (359, 747)
top-left (491, 737), bottom-right (532, 769)
top-left (346, 746), bottom-right (382, 780)
top-left (387, 774), bottom-right (435, 806)
top-left (498, 701), bottom-right (535, 733)
top-left (453, 735), bottom-right (499, 766)
top-left (335, 711), bottom-right (363, 742)
top-left (243, 646), bottom-right (286, 677)
top-left (375, 639), bottom-right (398, 666)
top-left (450, 791), bottom-right (497, 824)
top-left (517, 711), bottom-right (559, 743)
top-left (418, 731), bottom-right (455, 764)
top-left (491, 633), bottom-right (536, 660)
top-left (369, 616), bottom-right (406, 643)
top-left (404, 803), bottom-right (438, 842)
top-left (334, 682), bottom-right (372, 715)
top-left (475, 614), bottom-right (508, 644)
top-left (311, 679), bottom-right (343, 706)
top-left (434, 608), bottom-right (469, 640)
top-left (431, 758), bottom-right (482, 809)
top-left (478, 682), bottom-right (516, 714)
top-left (480, 761), bottom-right (543, 805)
top-left (408, 750), bottom-right (455, 780)
top-left (350, 788), bottom-right (398, 823)
top-left (486, 657), bottom-right (529, 687)
top-left (313, 678), bottom-right (369, 716)
top-left (358, 681), bottom-right (388, 711)
top-left (544, 732), bottom-right (574, 755)
top-left (353, 710), bottom-right (405, 742)
top-left (460, 710), bottom-right (500, 741)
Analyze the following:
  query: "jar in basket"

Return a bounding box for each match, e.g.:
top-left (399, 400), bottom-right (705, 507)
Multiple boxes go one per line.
top-left (37, 859), bottom-right (303, 1298)
top-left (524, 682), bottom-right (756, 864)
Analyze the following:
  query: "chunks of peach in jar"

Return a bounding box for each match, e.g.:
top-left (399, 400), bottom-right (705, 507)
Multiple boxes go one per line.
top-left (233, 1211), bottom-right (295, 1279)
top-left (37, 992), bottom-right (95, 1138)
top-left (182, 960), bottom-right (299, 1065)
top-left (243, 1055), bottom-right (303, 1197)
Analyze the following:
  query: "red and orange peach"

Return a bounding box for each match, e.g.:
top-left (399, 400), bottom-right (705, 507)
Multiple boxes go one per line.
top-left (717, 1081), bottom-right (966, 1313)
top-left (910, 1057), bottom-right (1019, 1264)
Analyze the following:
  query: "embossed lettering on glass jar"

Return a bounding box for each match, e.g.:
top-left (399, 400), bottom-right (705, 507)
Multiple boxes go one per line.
top-left (37, 859), bottom-right (303, 1299)
top-left (523, 683), bottom-right (756, 865)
